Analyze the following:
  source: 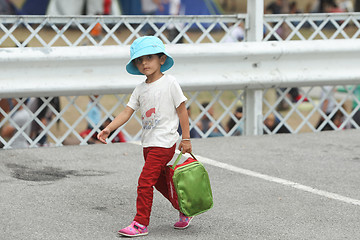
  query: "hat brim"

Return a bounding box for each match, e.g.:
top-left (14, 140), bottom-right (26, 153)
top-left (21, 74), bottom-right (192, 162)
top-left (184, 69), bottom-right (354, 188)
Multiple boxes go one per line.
top-left (126, 46), bottom-right (174, 75)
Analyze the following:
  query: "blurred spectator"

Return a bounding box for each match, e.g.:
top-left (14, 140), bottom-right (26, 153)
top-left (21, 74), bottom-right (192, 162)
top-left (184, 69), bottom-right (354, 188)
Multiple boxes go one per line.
top-left (316, 86), bottom-right (340, 131)
top-left (0, 98), bottom-right (10, 122)
top-left (305, 2), bottom-right (313, 13)
top-left (333, 109), bottom-right (345, 129)
top-left (288, 2), bottom-right (302, 26)
top-left (167, 0), bottom-right (185, 43)
top-left (0, 0), bottom-right (16, 15)
top-left (350, 86), bottom-right (360, 128)
top-left (289, 1), bottom-right (301, 14)
top-left (0, 98), bottom-right (11, 148)
top-left (356, 0), bottom-right (360, 12)
top-left (308, 0), bottom-right (321, 13)
top-left (142, 0), bottom-right (164, 14)
top-left (266, 0), bottom-right (291, 40)
top-left (86, 95), bottom-right (101, 129)
top-left (90, 21), bottom-right (103, 41)
top-left (324, 2), bottom-right (344, 13)
top-left (338, 0), bottom-right (354, 12)
top-left (266, 0), bottom-right (284, 14)
top-left (223, 22), bottom-right (245, 43)
top-left (307, 0), bottom-right (343, 13)
top-left (277, 87), bottom-right (306, 111)
top-left (27, 97), bottom-right (60, 147)
top-left (320, 0), bottom-right (337, 13)
top-left (141, 0), bottom-right (164, 35)
top-left (80, 117), bottom-right (126, 144)
top-left (219, 0), bottom-right (236, 13)
top-left (103, 0), bottom-right (112, 15)
top-left (337, 85), bottom-right (360, 128)
top-left (1, 98), bottom-right (31, 148)
top-left (263, 114), bottom-right (290, 134)
top-left (177, 105), bottom-right (201, 138)
top-left (226, 106), bottom-right (243, 136)
top-left (198, 102), bottom-right (223, 137)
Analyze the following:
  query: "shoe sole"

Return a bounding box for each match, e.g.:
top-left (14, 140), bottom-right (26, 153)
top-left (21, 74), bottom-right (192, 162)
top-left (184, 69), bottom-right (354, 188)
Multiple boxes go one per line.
top-left (117, 231), bottom-right (148, 237)
top-left (174, 217), bottom-right (193, 230)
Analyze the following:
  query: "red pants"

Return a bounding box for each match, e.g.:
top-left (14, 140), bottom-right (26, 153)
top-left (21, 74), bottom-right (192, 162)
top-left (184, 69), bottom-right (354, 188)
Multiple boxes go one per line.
top-left (133, 144), bottom-right (176, 226)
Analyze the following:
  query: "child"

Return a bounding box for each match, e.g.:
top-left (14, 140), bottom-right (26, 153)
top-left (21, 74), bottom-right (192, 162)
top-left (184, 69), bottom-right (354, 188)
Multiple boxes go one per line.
top-left (97, 36), bottom-right (193, 237)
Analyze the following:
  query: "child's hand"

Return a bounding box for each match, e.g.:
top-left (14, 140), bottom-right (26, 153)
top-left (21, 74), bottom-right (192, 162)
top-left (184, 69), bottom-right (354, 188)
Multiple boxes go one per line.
top-left (97, 128), bottom-right (110, 144)
top-left (178, 140), bottom-right (192, 154)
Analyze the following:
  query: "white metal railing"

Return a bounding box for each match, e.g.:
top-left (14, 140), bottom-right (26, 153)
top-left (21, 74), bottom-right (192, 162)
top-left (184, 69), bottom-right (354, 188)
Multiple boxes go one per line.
top-left (0, 14), bottom-right (247, 47)
top-left (264, 13), bottom-right (360, 41)
top-left (2, 40), bottom-right (360, 96)
top-left (1, 13), bottom-right (360, 149)
top-left (1, 13), bottom-right (360, 48)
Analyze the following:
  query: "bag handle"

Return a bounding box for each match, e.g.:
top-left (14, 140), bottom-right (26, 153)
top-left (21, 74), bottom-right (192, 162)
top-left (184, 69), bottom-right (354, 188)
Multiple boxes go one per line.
top-left (171, 152), bottom-right (197, 169)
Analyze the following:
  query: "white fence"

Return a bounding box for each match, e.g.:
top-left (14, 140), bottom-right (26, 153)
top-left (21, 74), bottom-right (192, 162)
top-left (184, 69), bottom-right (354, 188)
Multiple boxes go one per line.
top-left (1, 13), bottom-right (360, 149)
top-left (2, 40), bottom-right (360, 95)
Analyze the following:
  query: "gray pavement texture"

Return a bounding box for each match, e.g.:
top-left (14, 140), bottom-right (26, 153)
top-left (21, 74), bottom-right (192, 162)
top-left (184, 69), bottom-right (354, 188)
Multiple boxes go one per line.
top-left (1, 130), bottom-right (360, 240)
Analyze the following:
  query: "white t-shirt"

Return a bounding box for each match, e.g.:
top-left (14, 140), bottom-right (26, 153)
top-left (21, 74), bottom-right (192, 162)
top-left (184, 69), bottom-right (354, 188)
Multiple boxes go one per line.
top-left (127, 74), bottom-right (187, 148)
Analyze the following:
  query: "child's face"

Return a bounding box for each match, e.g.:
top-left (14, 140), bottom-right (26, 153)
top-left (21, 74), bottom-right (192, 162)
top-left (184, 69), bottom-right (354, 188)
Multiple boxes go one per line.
top-left (133, 54), bottom-right (167, 77)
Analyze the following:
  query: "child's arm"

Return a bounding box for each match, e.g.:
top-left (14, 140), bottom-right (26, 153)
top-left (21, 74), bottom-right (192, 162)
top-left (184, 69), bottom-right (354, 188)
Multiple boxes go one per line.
top-left (97, 106), bottom-right (134, 144)
top-left (176, 102), bottom-right (192, 154)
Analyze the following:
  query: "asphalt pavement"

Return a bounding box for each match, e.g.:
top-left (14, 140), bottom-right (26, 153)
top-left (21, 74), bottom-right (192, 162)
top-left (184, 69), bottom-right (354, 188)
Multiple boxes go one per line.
top-left (1, 130), bottom-right (360, 240)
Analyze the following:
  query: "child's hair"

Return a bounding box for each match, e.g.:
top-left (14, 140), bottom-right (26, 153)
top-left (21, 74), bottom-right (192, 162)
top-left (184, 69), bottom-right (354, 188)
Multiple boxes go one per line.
top-left (156, 53), bottom-right (165, 58)
top-left (132, 53), bottom-right (165, 66)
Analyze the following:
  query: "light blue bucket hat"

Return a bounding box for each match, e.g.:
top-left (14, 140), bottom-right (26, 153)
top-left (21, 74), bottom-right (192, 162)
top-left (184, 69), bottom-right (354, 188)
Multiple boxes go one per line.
top-left (126, 36), bottom-right (174, 75)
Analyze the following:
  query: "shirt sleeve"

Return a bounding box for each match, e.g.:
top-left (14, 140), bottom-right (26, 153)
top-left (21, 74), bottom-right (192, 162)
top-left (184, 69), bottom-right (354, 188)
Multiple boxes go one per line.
top-left (127, 86), bottom-right (140, 111)
top-left (170, 79), bottom-right (187, 108)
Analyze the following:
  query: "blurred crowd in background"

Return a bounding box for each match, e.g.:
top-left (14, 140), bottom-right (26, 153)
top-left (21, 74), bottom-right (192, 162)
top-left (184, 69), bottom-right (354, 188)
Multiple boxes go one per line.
top-left (0, 0), bottom-right (359, 16)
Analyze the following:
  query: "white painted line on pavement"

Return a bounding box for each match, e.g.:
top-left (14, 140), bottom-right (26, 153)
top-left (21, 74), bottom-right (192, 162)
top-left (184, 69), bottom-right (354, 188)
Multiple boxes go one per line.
top-left (193, 153), bottom-right (360, 207)
top-left (130, 142), bottom-right (360, 206)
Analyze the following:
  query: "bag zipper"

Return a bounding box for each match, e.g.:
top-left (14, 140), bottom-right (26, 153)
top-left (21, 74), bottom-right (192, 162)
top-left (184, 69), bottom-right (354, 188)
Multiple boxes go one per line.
top-left (174, 161), bottom-right (200, 172)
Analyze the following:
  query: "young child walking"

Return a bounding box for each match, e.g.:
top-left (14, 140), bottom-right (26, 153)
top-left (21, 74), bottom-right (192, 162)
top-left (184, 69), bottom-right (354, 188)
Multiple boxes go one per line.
top-left (97, 36), bottom-right (193, 237)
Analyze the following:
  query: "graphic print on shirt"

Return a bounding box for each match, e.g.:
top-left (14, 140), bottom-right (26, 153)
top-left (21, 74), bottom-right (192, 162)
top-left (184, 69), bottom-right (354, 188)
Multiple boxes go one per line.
top-left (141, 88), bottom-right (161, 130)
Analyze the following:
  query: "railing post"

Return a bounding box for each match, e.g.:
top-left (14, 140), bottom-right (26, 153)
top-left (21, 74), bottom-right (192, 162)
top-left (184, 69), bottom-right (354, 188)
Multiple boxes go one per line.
top-left (245, 0), bottom-right (264, 136)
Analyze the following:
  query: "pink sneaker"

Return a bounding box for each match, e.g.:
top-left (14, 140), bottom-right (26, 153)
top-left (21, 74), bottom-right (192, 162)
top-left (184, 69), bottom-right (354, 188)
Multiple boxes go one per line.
top-left (117, 221), bottom-right (148, 237)
top-left (174, 212), bottom-right (193, 229)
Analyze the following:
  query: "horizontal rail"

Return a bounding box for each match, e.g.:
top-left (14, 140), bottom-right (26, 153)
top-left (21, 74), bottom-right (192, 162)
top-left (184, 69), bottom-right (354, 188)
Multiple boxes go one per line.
top-left (1, 39), bottom-right (360, 98)
top-left (1, 12), bottom-right (358, 24)
top-left (0, 14), bottom-right (247, 23)
top-left (264, 12), bottom-right (360, 21)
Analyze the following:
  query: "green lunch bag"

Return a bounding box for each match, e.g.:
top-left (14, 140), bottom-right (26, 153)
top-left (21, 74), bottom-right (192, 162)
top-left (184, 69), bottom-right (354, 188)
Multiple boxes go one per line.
top-left (166, 153), bottom-right (213, 217)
